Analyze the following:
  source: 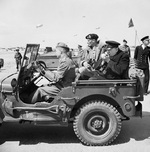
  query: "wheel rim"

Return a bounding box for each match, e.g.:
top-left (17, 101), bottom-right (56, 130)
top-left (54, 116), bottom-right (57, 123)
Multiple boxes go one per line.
top-left (84, 111), bottom-right (110, 136)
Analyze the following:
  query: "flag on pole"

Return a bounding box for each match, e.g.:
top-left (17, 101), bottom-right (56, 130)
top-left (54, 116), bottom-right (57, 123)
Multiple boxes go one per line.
top-left (128, 18), bottom-right (134, 28)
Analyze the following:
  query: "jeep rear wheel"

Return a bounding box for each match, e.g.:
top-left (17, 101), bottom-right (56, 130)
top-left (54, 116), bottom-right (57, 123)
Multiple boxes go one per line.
top-left (73, 101), bottom-right (121, 146)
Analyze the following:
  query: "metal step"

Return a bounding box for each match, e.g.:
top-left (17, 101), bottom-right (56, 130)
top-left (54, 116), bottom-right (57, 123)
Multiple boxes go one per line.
top-left (3, 116), bottom-right (20, 122)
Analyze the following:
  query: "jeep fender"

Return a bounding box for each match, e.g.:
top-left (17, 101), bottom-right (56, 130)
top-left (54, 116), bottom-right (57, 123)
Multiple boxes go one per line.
top-left (0, 93), bottom-right (5, 123)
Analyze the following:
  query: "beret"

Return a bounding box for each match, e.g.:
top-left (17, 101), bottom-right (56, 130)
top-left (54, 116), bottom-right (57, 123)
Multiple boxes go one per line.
top-left (141, 36), bottom-right (149, 41)
top-left (106, 41), bottom-right (120, 48)
top-left (85, 33), bottom-right (99, 40)
top-left (56, 42), bottom-right (69, 50)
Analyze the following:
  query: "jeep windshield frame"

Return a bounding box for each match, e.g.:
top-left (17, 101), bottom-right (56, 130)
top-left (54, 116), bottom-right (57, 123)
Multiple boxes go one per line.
top-left (15, 44), bottom-right (40, 89)
top-left (21, 44), bottom-right (40, 68)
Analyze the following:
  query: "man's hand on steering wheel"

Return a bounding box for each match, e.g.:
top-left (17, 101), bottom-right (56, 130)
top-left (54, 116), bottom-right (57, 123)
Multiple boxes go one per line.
top-left (33, 61), bottom-right (46, 75)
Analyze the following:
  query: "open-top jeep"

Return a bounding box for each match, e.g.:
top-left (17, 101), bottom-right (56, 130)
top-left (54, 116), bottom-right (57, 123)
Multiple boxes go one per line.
top-left (0, 44), bottom-right (144, 146)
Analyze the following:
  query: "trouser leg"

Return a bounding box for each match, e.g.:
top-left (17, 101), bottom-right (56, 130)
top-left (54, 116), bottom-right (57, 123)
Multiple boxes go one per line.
top-left (144, 68), bottom-right (149, 93)
top-left (16, 60), bottom-right (19, 70)
top-left (18, 60), bottom-right (21, 70)
top-left (78, 67), bottom-right (94, 79)
top-left (89, 70), bottom-right (106, 80)
top-left (30, 85), bottom-right (60, 104)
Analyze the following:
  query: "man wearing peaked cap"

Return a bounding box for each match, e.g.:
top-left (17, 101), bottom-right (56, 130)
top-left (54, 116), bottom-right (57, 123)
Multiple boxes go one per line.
top-left (90, 40), bottom-right (130, 80)
top-left (141, 36), bottom-right (149, 42)
top-left (78, 33), bottom-right (106, 79)
top-left (106, 41), bottom-right (120, 48)
top-left (134, 36), bottom-right (150, 94)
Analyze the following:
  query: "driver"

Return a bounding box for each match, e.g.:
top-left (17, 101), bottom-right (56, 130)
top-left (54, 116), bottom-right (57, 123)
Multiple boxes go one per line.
top-left (29, 42), bottom-right (76, 104)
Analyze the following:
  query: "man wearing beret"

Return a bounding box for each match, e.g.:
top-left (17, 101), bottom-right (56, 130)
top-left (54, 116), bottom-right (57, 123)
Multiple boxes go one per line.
top-left (90, 40), bottom-right (130, 80)
top-left (134, 36), bottom-right (150, 95)
top-left (79, 33), bottom-right (106, 79)
top-left (29, 42), bottom-right (76, 103)
top-left (119, 39), bottom-right (131, 57)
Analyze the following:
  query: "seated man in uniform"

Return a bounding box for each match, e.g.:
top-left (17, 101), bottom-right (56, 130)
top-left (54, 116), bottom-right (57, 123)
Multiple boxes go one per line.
top-left (78, 33), bottom-right (106, 79)
top-left (29, 42), bottom-right (76, 104)
top-left (90, 41), bottom-right (130, 80)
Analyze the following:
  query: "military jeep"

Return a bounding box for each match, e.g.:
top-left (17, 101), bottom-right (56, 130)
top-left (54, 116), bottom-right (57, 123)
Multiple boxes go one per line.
top-left (0, 44), bottom-right (144, 146)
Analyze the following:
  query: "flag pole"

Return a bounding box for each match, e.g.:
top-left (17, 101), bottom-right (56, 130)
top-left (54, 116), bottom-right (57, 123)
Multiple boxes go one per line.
top-left (134, 29), bottom-right (137, 47)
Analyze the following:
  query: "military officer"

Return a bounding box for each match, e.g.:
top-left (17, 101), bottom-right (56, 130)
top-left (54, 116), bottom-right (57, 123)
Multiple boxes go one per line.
top-left (29, 42), bottom-right (76, 103)
top-left (90, 41), bottom-right (130, 80)
top-left (78, 33), bottom-right (106, 79)
top-left (134, 36), bottom-right (150, 94)
top-left (119, 39), bottom-right (131, 57)
top-left (14, 49), bottom-right (22, 71)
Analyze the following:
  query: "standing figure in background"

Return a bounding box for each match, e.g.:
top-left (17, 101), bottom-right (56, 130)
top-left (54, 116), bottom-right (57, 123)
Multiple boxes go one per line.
top-left (78, 45), bottom-right (83, 57)
top-left (77, 44), bottom-right (84, 65)
top-left (14, 49), bottom-right (22, 71)
top-left (119, 39), bottom-right (131, 57)
top-left (134, 36), bottom-right (150, 95)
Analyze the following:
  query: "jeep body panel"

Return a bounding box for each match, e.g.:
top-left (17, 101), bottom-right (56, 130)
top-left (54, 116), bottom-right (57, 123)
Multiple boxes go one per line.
top-left (57, 79), bottom-right (140, 118)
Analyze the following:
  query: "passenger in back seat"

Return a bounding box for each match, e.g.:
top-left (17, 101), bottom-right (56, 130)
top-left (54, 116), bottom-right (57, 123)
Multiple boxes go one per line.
top-left (89, 41), bottom-right (130, 80)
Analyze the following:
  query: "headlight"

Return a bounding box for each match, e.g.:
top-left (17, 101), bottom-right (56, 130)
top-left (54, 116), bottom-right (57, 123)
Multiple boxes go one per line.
top-left (11, 78), bottom-right (17, 88)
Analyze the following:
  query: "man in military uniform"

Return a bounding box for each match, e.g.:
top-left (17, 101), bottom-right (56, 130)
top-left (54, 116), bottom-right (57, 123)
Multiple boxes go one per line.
top-left (78, 33), bottom-right (105, 79)
top-left (134, 36), bottom-right (150, 94)
top-left (14, 49), bottom-right (22, 71)
top-left (119, 39), bottom-right (131, 57)
top-left (29, 42), bottom-right (76, 103)
top-left (90, 41), bottom-right (130, 80)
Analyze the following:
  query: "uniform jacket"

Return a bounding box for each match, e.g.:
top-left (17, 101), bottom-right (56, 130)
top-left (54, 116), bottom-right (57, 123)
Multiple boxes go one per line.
top-left (134, 45), bottom-right (150, 69)
top-left (104, 49), bottom-right (130, 79)
top-left (80, 41), bottom-right (105, 69)
top-left (44, 55), bottom-right (76, 88)
top-left (14, 52), bottom-right (22, 61)
top-left (119, 45), bottom-right (131, 57)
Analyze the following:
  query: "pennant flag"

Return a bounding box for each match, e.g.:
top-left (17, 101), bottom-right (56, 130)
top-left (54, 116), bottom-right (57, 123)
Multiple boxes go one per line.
top-left (128, 18), bottom-right (134, 28)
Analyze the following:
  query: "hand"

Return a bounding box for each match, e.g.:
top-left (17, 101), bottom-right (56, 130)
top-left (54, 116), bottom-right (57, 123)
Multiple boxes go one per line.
top-left (83, 61), bottom-right (91, 69)
top-left (104, 55), bottom-right (110, 63)
top-left (101, 53), bottom-right (110, 63)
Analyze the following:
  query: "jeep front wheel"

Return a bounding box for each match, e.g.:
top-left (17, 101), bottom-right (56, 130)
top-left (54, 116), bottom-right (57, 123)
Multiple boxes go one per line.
top-left (73, 101), bottom-right (122, 146)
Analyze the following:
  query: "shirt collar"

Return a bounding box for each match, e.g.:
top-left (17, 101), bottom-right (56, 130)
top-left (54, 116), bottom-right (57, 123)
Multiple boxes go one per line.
top-left (141, 44), bottom-right (146, 49)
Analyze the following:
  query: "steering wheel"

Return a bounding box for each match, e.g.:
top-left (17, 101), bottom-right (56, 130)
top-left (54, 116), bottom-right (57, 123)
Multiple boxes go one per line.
top-left (33, 61), bottom-right (46, 75)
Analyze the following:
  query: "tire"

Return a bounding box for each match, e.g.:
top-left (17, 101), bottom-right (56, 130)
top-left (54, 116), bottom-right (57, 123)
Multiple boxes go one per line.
top-left (73, 101), bottom-right (121, 146)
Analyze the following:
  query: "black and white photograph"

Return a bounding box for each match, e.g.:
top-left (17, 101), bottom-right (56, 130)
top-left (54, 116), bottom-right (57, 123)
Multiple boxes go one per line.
top-left (0, 0), bottom-right (150, 152)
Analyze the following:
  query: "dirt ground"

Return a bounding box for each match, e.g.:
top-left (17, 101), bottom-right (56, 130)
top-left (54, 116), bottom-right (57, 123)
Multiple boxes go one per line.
top-left (0, 49), bottom-right (150, 152)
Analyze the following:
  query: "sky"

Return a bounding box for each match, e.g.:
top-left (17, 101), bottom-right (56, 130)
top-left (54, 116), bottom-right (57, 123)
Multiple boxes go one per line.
top-left (0, 0), bottom-right (150, 49)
